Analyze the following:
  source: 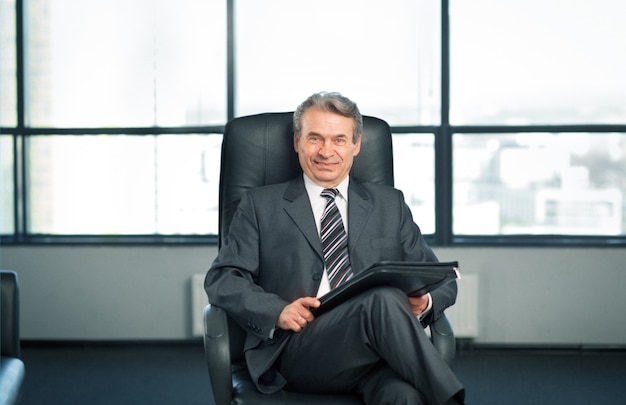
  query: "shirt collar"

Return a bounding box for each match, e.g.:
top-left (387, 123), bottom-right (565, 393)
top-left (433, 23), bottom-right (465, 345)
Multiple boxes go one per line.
top-left (303, 174), bottom-right (350, 201)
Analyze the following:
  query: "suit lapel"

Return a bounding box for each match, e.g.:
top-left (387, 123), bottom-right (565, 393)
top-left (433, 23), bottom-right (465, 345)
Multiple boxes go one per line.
top-left (347, 180), bottom-right (372, 262)
top-left (283, 178), bottom-right (323, 258)
top-left (282, 177), bottom-right (373, 263)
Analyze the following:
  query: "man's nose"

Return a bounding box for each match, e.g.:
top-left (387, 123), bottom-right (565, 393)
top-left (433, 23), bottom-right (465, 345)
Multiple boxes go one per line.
top-left (318, 141), bottom-right (334, 157)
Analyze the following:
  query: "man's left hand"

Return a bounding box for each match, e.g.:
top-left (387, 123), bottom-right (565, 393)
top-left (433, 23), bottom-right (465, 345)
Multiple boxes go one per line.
top-left (408, 294), bottom-right (430, 317)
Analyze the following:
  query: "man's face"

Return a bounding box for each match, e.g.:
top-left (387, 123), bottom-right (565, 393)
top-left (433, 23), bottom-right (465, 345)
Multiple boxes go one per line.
top-left (294, 107), bottom-right (361, 188)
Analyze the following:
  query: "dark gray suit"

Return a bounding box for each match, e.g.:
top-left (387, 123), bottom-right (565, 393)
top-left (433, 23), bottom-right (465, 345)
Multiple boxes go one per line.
top-left (205, 176), bottom-right (463, 404)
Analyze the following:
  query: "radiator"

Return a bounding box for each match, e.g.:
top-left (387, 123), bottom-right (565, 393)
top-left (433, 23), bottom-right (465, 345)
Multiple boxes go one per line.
top-left (192, 274), bottom-right (209, 337)
top-left (192, 273), bottom-right (479, 339)
top-left (444, 273), bottom-right (479, 338)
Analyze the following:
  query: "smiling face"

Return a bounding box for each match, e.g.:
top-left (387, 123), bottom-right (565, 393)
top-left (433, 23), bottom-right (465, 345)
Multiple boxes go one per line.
top-left (294, 107), bottom-right (361, 188)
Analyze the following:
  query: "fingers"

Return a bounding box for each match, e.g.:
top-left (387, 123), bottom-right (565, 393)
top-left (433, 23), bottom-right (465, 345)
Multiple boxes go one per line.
top-left (277, 297), bottom-right (320, 332)
top-left (281, 310), bottom-right (307, 332)
top-left (296, 297), bottom-right (320, 323)
top-left (300, 296), bottom-right (321, 309)
top-left (294, 313), bottom-right (307, 328)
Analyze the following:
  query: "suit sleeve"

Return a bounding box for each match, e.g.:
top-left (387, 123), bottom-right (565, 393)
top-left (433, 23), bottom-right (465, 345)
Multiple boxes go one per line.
top-left (396, 190), bottom-right (457, 326)
top-left (204, 191), bottom-right (288, 341)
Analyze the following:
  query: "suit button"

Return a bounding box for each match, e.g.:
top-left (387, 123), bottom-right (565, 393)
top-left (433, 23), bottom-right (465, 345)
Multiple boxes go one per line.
top-left (312, 272), bottom-right (322, 281)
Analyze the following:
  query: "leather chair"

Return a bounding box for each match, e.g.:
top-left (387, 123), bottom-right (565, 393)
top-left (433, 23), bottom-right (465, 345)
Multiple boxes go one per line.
top-left (1, 270), bottom-right (25, 405)
top-left (203, 112), bottom-right (455, 405)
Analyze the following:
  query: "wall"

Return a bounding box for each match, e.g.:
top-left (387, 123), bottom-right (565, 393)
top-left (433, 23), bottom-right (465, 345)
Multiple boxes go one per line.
top-left (1, 245), bottom-right (625, 346)
top-left (436, 247), bottom-right (626, 346)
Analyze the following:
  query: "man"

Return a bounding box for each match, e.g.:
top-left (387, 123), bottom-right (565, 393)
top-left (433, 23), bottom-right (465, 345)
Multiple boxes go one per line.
top-left (205, 92), bottom-right (465, 404)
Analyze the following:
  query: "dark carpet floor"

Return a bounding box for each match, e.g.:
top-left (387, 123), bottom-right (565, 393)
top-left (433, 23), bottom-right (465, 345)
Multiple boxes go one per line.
top-left (18, 342), bottom-right (626, 404)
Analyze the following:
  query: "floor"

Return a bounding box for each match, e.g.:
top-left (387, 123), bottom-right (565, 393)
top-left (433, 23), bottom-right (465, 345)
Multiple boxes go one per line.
top-left (18, 342), bottom-right (626, 404)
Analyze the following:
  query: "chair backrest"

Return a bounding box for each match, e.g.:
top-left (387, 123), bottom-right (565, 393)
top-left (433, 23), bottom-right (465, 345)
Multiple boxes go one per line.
top-left (218, 112), bottom-right (395, 362)
top-left (219, 112), bottom-right (394, 247)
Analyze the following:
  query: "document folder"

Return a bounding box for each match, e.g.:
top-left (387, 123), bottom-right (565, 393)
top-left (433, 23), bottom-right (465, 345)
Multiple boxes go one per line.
top-left (313, 261), bottom-right (460, 316)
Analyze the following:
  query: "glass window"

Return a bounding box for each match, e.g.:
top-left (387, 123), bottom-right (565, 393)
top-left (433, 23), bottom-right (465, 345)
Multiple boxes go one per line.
top-left (1, 135), bottom-right (14, 234)
top-left (393, 134), bottom-right (435, 234)
top-left (25, 0), bottom-right (227, 127)
top-left (450, 0), bottom-right (626, 125)
top-left (235, 0), bottom-right (440, 126)
top-left (1, 0), bottom-right (16, 126)
top-left (453, 133), bottom-right (626, 235)
top-left (5, 1), bottom-right (625, 243)
top-left (27, 134), bottom-right (222, 235)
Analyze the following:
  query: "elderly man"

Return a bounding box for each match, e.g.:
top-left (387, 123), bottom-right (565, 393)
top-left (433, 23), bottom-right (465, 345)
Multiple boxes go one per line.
top-left (205, 92), bottom-right (464, 404)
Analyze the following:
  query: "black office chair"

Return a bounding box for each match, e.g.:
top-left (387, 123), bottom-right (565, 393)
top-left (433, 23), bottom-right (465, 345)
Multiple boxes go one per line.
top-left (203, 112), bottom-right (456, 405)
top-left (1, 270), bottom-right (25, 405)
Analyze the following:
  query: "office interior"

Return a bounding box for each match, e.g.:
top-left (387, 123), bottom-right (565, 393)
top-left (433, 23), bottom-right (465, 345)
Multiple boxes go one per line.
top-left (1, 1), bottom-right (625, 404)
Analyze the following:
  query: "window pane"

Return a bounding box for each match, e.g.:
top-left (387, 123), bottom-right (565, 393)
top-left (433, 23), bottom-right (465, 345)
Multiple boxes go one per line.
top-left (25, 0), bottom-right (226, 127)
top-left (453, 133), bottom-right (626, 235)
top-left (450, 0), bottom-right (626, 125)
top-left (0, 0), bottom-right (16, 126)
top-left (236, 0), bottom-right (440, 125)
top-left (154, 135), bottom-right (221, 234)
top-left (394, 134), bottom-right (435, 234)
top-left (1, 135), bottom-right (14, 234)
top-left (27, 134), bottom-right (221, 234)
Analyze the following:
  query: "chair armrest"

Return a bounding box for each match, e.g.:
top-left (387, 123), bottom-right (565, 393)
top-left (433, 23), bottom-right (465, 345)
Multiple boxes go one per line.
top-left (203, 304), bottom-right (234, 405)
top-left (429, 313), bottom-right (455, 367)
top-left (0, 357), bottom-right (25, 405)
top-left (1, 271), bottom-right (21, 358)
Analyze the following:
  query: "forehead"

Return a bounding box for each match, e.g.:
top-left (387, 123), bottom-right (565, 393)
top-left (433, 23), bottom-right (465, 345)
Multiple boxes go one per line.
top-left (301, 107), bottom-right (354, 136)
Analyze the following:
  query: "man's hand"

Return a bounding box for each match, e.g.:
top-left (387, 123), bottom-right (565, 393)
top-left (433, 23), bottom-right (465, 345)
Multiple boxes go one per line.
top-left (277, 297), bottom-right (320, 332)
top-left (408, 294), bottom-right (430, 317)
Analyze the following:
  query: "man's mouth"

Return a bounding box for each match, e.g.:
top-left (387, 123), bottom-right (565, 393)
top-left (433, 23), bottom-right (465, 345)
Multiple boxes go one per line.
top-left (315, 161), bottom-right (337, 170)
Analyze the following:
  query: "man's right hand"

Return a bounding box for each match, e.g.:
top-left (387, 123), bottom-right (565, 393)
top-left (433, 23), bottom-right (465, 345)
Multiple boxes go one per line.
top-left (277, 297), bottom-right (320, 332)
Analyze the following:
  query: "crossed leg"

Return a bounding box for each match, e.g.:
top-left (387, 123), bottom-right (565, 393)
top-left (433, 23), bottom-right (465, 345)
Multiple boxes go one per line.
top-left (279, 286), bottom-right (464, 404)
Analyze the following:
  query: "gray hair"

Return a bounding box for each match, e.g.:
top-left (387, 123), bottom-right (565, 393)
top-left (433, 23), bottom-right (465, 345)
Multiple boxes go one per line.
top-left (293, 92), bottom-right (363, 143)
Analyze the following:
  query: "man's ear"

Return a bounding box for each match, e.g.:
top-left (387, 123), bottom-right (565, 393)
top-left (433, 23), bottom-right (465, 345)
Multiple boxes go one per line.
top-left (293, 133), bottom-right (299, 153)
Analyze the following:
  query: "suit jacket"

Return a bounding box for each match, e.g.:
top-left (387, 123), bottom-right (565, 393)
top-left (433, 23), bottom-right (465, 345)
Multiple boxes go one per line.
top-left (205, 175), bottom-right (457, 393)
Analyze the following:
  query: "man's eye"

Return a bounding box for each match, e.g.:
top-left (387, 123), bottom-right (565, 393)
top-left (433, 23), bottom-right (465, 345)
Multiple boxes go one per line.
top-left (335, 138), bottom-right (347, 145)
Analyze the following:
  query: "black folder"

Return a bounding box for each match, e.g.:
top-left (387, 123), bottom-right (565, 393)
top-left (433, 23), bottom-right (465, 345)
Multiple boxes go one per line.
top-left (312, 261), bottom-right (460, 316)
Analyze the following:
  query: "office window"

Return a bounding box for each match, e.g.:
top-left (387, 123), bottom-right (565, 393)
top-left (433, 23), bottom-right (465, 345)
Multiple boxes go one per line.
top-left (450, 0), bottom-right (626, 125)
top-left (14, 0), bottom-right (226, 237)
top-left (3, 1), bottom-right (625, 244)
top-left (27, 134), bottom-right (222, 235)
top-left (1, 0), bottom-right (16, 126)
top-left (1, 135), bottom-right (14, 234)
top-left (453, 133), bottom-right (626, 235)
top-left (394, 134), bottom-right (435, 234)
top-left (25, 0), bottom-right (226, 127)
top-left (235, 0), bottom-right (440, 126)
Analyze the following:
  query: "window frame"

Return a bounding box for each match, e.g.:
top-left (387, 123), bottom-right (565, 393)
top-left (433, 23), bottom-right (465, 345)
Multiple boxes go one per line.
top-left (2, 0), bottom-right (625, 246)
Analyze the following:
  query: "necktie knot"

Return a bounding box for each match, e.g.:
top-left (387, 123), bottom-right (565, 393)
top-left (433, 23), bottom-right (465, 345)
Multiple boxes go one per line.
top-left (321, 188), bottom-right (339, 200)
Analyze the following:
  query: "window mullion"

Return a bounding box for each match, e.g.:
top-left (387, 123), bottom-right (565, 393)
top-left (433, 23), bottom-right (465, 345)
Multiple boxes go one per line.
top-left (14, 0), bottom-right (26, 240)
top-left (434, 0), bottom-right (453, 245)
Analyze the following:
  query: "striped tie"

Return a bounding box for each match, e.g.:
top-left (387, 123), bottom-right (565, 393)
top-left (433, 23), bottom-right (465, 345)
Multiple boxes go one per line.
top-left (320, 188), bottom-right (353, 289)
